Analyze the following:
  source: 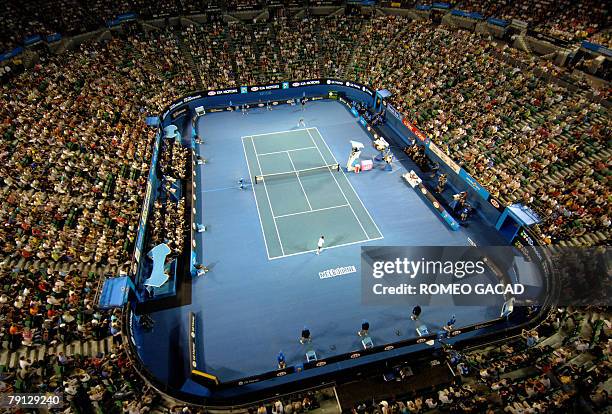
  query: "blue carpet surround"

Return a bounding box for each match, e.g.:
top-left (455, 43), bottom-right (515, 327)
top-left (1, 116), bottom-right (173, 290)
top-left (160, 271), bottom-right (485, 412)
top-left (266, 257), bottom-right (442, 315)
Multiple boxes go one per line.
top-left (131, 100), bottom-right (515, 398)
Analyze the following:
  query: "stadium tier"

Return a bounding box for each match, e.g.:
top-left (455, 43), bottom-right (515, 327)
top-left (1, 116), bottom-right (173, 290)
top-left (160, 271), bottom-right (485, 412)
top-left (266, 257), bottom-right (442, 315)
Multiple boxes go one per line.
top-left (0, 2), bottom-right (609, 413)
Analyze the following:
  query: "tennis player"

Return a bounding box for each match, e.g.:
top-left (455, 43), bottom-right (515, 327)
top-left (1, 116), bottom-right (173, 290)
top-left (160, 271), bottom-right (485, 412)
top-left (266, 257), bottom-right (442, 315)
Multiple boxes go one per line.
top-left (298, 117), bottom-right (306, 128)
top-left (316, 235), bottom-right (324, 255)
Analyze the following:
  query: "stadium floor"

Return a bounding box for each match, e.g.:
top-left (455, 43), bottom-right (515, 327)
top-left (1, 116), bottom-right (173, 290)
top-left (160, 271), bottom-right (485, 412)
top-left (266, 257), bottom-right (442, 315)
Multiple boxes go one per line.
top-left (132, 100), bottom-right (509, 393)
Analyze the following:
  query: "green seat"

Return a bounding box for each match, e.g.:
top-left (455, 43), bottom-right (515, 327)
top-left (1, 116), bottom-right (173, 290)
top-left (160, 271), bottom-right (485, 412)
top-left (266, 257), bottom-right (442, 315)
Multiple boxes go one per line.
top-left (54, 363), bottom-right (64, 378)
top-left (14, 378), bottom-right (25, 391)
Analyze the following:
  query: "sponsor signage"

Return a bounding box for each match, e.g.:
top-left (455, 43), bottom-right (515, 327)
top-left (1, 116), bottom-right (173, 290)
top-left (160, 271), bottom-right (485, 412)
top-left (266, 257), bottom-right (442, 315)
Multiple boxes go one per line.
top-left (249, 83), bottom-right (281, 92)
top-left (207, 87), bottom-right (240, 96)
top-left (183, 94), bottom-right (201, 103)
top-left (345, 81), bottom-right (360, 88)
top-left (459, 169), bottom-right (490, 200)
top-left (189, 312), bottom-right (197, 369)
top-left (386, 103), bottom-right (403, 121)
top-left (427, 142), bottom-right (460, 174)
top-left (290, 79), bottom-right (321, 87)
top-left (171, 107), bottom-right (188, 120)
top-left (224, 366), bottom-right (296, 387)
top-left (487, 194), bottom-right (505, 212)
top-left (402, 118), bottom-right (429, 144)
top-left (414, 181), bottom-right (460, 231)
top-left (159, 78), bottom-right (380, 122)
top-left (168, 100), bottom-right (183, 112)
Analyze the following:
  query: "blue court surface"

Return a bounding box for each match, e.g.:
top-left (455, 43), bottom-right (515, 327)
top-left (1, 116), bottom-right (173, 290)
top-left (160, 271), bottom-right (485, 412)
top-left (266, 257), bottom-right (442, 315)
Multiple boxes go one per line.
top-left (132, 100), bottom-right (508, 392)
top-left (242, 127), bottom-right (382, 259)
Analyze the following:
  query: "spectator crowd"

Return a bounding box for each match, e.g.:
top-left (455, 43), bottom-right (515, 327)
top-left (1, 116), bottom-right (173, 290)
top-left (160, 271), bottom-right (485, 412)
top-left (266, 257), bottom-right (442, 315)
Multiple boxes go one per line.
top-left (1, 0), bottom-right (610, 54)
top-left (0, 5), bottom-right (609, 413)
top-left (343, 307), bottom-right (610, 414)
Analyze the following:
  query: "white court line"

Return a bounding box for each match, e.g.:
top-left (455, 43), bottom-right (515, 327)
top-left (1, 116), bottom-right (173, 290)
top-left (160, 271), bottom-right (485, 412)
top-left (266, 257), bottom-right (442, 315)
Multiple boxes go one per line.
top-left (241, 128), bottom-right (311, 139)
top-left (309, 127), bottom-right (384, 239)
top-left (240, 136), bottom-right (272, 260)
top-left (257, 146), bottom-right (317, 157)
top-left (286, 151), bottom-right (313, 211)
top-left (274, 204), bottom-right (349, 219)
top-left (305, 128), bottom-right (369, 239)
top-left (269, 236), bottom-right (384, 261)
top-left (248, 136), bottom-right (286, 257)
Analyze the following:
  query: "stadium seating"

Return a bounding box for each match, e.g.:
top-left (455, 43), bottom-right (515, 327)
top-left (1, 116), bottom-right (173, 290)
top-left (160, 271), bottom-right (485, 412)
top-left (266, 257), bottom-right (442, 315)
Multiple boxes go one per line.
top-left (0, 3), bottom-right (609, 412)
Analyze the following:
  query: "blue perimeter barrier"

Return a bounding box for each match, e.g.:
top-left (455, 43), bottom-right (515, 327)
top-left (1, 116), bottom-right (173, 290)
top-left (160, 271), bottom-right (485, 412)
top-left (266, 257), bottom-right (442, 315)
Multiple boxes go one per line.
top-left (581, 41), bottom-right (612, 58)
top-left (123, 79), bottom-right (551, 396)
top-left (132, 79), bottom-right (540, 292)
top-left (383, 101), bottom-right (506, 227)
top-left (451, 10), bottom-right (484, 20)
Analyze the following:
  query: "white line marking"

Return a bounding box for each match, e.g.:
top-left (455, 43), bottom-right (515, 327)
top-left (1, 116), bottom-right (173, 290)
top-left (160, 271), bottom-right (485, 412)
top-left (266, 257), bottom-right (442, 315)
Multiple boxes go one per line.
top-left (249, 136), bottom-right (286, 257)
top-left (467, 237), bottom-right (477, 246)
top-left (305, 128), bottom-right (369, 239)
top-left (269, 236), bottom-right (384, 260)
top-left (310, 127), bottom-right (384, 239)
top-left (241, 136), bottom-right (271, 260)
top-left (287, 151), bottom-right (313, 211)
top-left (257, 146), bottom-right (317, 156)
top-left (274, 204), bottom-right (349, 219)
top-left (241, 128), bottom-right (311, 139)
top-left (254, 164), bottom-right (337, 180)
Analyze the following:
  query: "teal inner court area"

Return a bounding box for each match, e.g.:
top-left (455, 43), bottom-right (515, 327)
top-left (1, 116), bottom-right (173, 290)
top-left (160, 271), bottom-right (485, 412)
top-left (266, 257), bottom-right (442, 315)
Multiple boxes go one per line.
top-left (242, 128), bottom-right (382, 259)
top-left (132, 99), bottom-right (513, 396)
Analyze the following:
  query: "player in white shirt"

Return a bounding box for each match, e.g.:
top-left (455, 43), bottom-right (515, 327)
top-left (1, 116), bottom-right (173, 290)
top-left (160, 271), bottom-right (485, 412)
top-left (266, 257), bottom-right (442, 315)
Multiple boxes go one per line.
top-left (316, 235), bottom-right (324, 255)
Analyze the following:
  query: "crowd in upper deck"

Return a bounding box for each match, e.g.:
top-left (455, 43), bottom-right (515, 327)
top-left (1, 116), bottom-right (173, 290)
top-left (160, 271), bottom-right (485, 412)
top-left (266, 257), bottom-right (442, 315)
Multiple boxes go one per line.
top-left (0, 6), bottom-right (609, 412)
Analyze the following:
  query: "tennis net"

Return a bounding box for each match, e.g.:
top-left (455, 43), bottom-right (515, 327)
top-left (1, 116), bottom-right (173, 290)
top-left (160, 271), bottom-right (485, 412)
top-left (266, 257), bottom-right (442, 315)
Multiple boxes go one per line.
top-left (254, 163), bottom-right (340, 184)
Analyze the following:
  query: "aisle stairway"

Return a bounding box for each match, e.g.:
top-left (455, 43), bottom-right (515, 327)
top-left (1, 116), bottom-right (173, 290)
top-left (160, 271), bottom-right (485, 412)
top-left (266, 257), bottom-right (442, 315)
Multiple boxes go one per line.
top-left (177, 33), bottom-right (203, 90)
top-left (0, 336), bottom-right (115, 372)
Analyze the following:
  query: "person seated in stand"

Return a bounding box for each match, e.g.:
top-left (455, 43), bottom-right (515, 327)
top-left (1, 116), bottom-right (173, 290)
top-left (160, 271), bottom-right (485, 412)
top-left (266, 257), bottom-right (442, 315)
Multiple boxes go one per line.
top-left (452, 192), bottom-right (468, 214)
top-left (436, 174), bottom-right (447, 193)
top-left (358, 320), bottom-right (370, 337)
top-left (373, 137), bottom-right (388, 152)
top-left (459, 202), bottom-right (472, 222)
top-left (195, 264), bottom-right (209, 277)
top-left (429, 161), bottom-right (440, 178)
top-left (277, 351), bottom-right (286, 369)
top-left (443, 315), bottom-right (457, 332)
top-left (300, 327), bottom-right (311, 344)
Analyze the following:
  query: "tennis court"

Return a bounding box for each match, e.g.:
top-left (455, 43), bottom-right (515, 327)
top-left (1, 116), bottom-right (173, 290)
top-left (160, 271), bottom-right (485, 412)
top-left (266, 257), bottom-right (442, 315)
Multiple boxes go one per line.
top-left (241, 127), bottom-right (383, 259)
